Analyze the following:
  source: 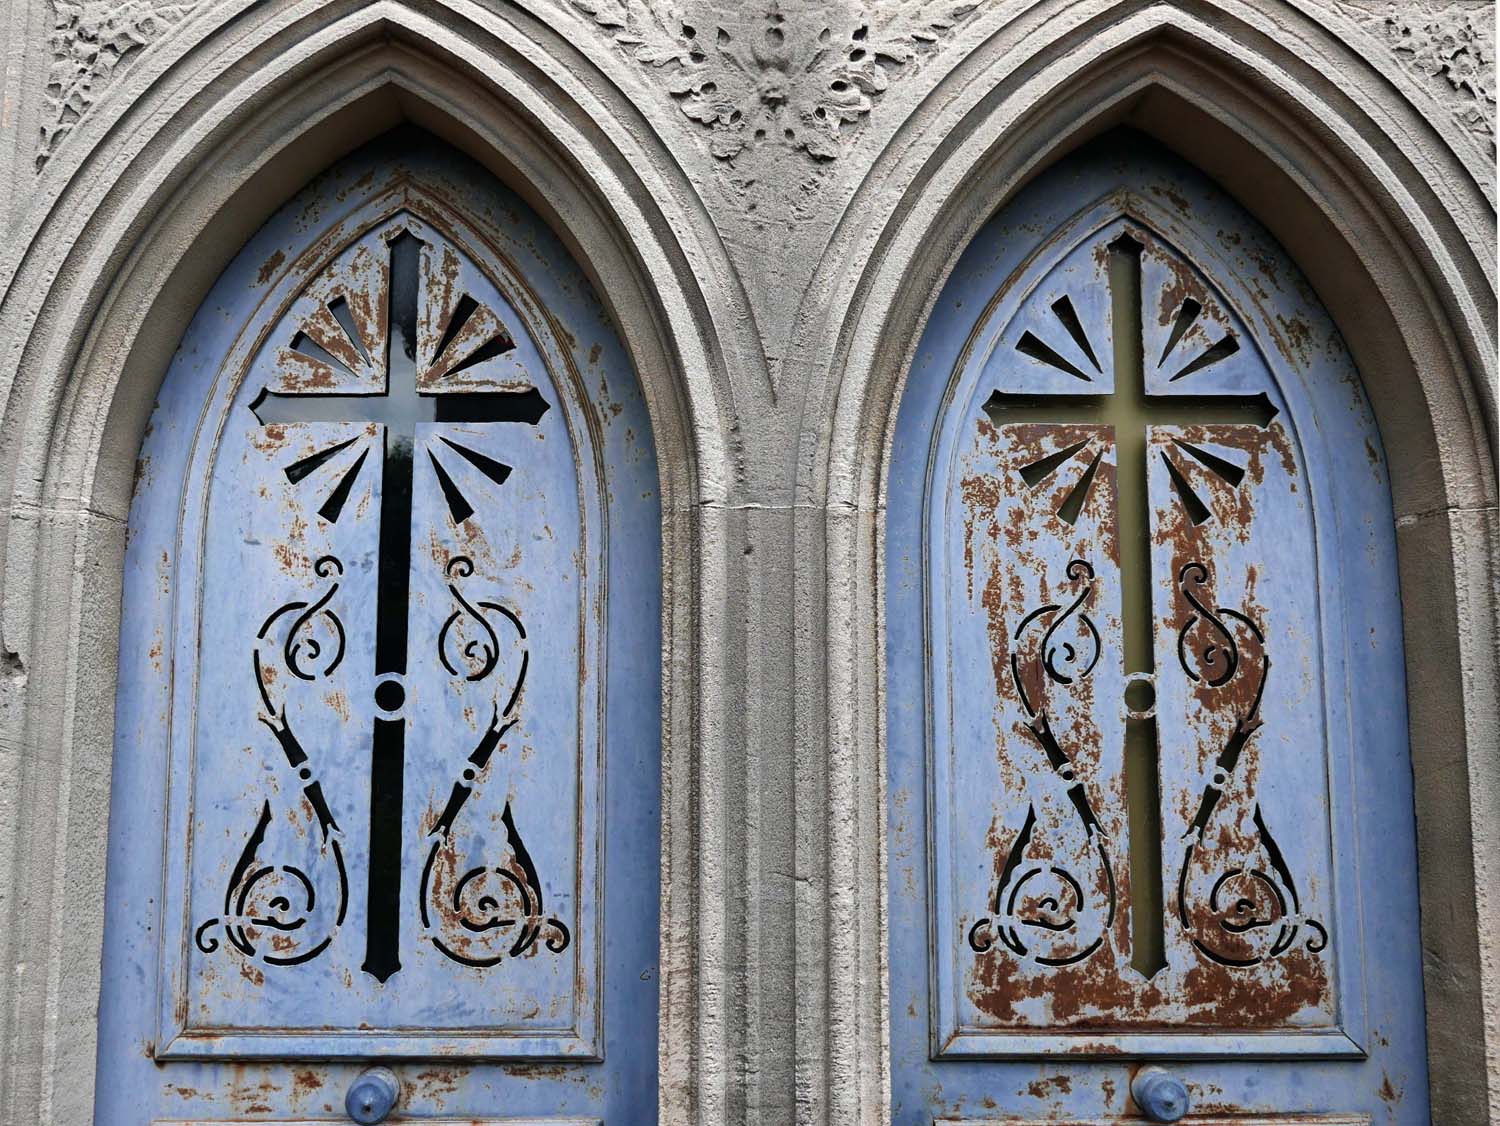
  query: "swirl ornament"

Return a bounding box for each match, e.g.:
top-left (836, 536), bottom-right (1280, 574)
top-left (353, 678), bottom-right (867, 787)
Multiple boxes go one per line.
top-left (1173, 561), bottom-right (1326, 967)
top-left (437, 556), bottom-right (512, 682)
top-left (969, 559), bottom-right (1115, 966)
top-left (276, 555), bottom-right (347, 683)
top-left (1175, 561), bottom-right (1243, 688)
top-left (196, 556), bottom-right (349, 967)
top-left (420, 557), bottom-right (570, 966)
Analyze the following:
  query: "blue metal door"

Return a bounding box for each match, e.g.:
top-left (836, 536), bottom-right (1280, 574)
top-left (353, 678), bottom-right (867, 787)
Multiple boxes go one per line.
top-left (886, 135), bottom-right (1430, 1123)
top-left (99, 134), bottom-right (660, 1123)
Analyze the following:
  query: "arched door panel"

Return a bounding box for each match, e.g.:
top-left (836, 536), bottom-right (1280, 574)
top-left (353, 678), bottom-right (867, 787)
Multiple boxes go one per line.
top-left (887, 135), bottom-right (1428, 1122)
top-left (99, 133), bottom-right (660, 1122)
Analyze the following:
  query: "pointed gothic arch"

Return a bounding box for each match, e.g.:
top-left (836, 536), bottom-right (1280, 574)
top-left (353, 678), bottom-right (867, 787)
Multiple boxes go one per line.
top-left (0, 2), bottom-right (1491, 1123)
top-left (804, 11), bottom-right (1496, 1122)
top-left (0, 11), bottom-right (738, 1123)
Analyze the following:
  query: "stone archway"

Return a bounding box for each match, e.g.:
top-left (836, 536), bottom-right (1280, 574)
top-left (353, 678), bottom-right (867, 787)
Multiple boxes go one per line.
top-left (0, 2), bottom-right (1491, 1123)
top-left (804, 9), bottom-right (1495, 1123)
top-left (0, 10), bottom-right (736, 1123)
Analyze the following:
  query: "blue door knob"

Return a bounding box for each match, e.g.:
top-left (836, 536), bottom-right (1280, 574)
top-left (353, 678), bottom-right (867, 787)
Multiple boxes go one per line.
top-left (345, 1067), bottom-right (400, 1124)
top-left (1131, 1066), bottom-right (1190, 1123)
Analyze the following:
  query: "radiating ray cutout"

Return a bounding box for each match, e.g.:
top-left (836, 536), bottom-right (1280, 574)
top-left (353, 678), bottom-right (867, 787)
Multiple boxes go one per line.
top-left (277, 434), bottom-right (370, 523)
top-left (433, 295), bottom-right (480, 362)
top-left (1161, 451), bottom-right (1212, 525)
top-left (1049, 295), bottom-right (1101, 372)
top-left (428, 292), bottom-right (517, 380)
top-left (288, 292), bottom-right (373, 379)
top-left (446, 331), bottom-right (516, 378)
top-left (428, 450), bottom-right (474, 524)
top-left (1018, 438), bottom-right (1091, 488)
top-left (327, 296), bottom-right (371, 366)
top-left (1157, 297), bottom-right (1202, 367)
top-left (425, 437), bottom-right (516, 526)
top-left (289, 330), bottom-right (355, 379)
top-left (1168, 335), bottom-right (1240, 383)
top-left (1173, 438), bottom-right (1246, 487)
top-left (317, 448), bottom-right (369, 523)
top-left (1016, 331), bottom-right (1093, 383)
top-left (439, 437), bottom-right (513, 487)
top-left (281, 436), bottom-right (359, 483)
top-left (1057, 449), bottom-right (1104, 526)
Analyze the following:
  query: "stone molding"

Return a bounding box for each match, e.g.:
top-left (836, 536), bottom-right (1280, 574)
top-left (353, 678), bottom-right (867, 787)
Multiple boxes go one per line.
top-left (21, 1), bottom-right (1497, 187)
top-left (0, 2), bottom-right (1494, 1125)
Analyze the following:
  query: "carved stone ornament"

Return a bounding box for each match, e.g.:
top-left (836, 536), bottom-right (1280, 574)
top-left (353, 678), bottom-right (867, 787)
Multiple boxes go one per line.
top-left (572, 0), bottom-right (979, 161)
top-left (1336, 0), bottom-right (1497, 153)
top-left (38, 0), bottom-right (200, 169)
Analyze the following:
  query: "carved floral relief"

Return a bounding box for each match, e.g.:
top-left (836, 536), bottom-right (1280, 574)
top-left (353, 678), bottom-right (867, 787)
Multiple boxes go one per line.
top-left (572, 0), bottom-right (979, 161)
top-left (1336, 0), bottom-right (1496, 152)
top-left (39, 0), bottom-right (199, 169)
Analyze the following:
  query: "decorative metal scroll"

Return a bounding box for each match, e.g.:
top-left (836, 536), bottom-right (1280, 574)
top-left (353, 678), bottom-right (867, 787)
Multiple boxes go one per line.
top-left (968, 559), bottom-right (1116, 966)
top-left (419, 556), bottom-right (571, 967)
top-left (1173, 561), bottom-right (1326, 967)
top-left (195, 556), bottom-right (350, 966)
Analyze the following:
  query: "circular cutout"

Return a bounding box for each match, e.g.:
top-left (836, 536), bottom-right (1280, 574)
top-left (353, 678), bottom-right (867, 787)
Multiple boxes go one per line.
top-left (374, 678), bottom-right (405, 713)
top-left (1124, 675), bottom-right (1156, 716)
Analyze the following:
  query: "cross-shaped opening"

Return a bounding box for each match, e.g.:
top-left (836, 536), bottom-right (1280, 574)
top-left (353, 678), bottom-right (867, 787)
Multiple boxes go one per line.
top-left (985, 232), bottom-right (1278, 978)
top-left (246, 225), bottom-right (550, 982)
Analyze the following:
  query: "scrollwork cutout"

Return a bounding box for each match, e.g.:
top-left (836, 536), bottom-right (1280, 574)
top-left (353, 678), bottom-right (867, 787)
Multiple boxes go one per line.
top-left (195, 556), bottom-right (350, 968)
top-left (420, 556), bottom-right (570, 967)
top-left (437, 555), bottom-right (510, 682)
top-left (1173, 561), bottom-right (1326, 967)
top-left (969, 559), bottom-right (1115, 967)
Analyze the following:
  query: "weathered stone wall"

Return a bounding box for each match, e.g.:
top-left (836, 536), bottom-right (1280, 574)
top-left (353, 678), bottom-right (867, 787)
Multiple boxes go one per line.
top-left (0, 2), bottom-right (1493, 1123)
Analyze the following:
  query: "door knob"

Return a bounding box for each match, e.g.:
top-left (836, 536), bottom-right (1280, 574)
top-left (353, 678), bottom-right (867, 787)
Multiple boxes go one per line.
top-left (345, 1067), bottom-right (400, 1124)
top-left (1131, 1066), bottom-right (1189, 1123)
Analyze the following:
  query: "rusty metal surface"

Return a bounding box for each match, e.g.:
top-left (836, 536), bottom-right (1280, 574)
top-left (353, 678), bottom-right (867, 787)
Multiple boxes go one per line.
top-left (946, 214), bottom-right (1335, 1040)
top-left (887, 137), bottom-right (1426, 1123)
top-left (937, 1118), bottom-right (1371, 1125)
top-left (99, 138), bottom-right (660, 1123)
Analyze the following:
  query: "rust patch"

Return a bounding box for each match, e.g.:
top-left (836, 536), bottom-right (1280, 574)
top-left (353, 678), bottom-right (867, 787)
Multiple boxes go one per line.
top-left (1026, 1074), bottom-right (1073, 1098)
top-left (257, 249), bottom-right (286, 286)
top-left (1379, 1072), bottom-right (1401, 1105)
top-left (1275, 313), bottom-right (1313, 366)
top-left (292, 1070), bottom-right (323, 1097)
top-left (1151, 183), bottom-right (1192, 217)
top-left (960, 377), bottom-right (1329, 1031)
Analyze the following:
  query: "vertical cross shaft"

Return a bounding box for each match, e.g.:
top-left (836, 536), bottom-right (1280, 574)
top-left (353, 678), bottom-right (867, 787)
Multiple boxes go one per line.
top-left (251, 228), bottom-right (547, 981)
top-left (365, 233), bottom-right (419, 983)
top-left (1108, 241), bottom-right (1165, 978)
top-left (987, 233), bottom-right (1278, 977)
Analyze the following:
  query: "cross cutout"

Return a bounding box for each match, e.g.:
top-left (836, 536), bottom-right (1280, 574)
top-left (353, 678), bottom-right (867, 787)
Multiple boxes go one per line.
top-left (986, 233), bottom-right (1279, 976)
top-left (250, 227), bottom-right (548, 982)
